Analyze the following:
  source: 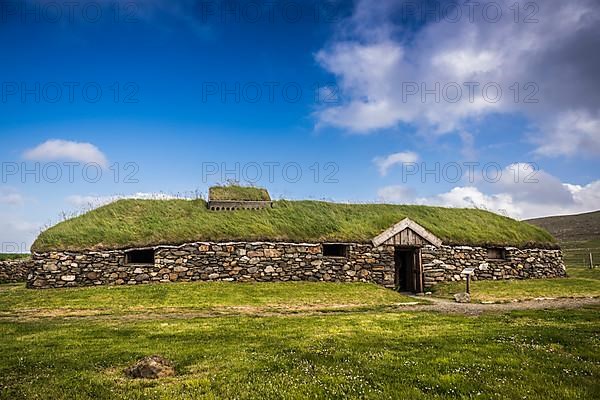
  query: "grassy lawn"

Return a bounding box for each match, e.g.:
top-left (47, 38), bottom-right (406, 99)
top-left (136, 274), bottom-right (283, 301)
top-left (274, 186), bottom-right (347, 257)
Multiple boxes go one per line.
top-left (1, 282), bottom-right (598, 399)
top-left (0, 282), bottom-right (418, 316)
top-left (432, 266), bottom-right (600, 302)
top-left (0, 304), bottom-right (598, 399)
top-left (562, 239), bottom-right (600, 268)
top-left (0, 253), bottom-right (30, 261)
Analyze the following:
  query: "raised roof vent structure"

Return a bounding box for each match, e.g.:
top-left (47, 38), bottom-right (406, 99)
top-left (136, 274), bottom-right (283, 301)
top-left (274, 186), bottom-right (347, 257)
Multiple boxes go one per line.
top-left (207, 185), bottom-right (273, 211)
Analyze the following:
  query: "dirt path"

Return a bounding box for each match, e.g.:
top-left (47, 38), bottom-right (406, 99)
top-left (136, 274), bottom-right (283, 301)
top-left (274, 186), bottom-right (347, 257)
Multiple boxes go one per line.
top-left (404, 296), bottom-right (600, 315)
top-left (1, 297), bottom-right (598, 321)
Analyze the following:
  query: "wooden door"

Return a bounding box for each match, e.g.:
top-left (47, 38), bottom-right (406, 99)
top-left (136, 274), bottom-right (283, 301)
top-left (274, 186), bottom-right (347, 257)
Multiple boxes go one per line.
top-left (395, 247), bottom-right (423, 293)
top-left (414, 250), bottom-right (423, 293)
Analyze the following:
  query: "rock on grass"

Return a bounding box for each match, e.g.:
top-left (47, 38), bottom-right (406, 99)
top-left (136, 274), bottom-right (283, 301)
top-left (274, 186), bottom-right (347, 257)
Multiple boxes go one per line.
top-left (125, 355), bottom-right (175, 379)
top-left (454, 292), bottom-right (471, 303)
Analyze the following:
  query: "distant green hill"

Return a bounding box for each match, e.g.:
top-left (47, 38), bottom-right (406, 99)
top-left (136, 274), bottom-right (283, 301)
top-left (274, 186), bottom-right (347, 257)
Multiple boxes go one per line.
top-left (32, 199), bottom-right (556, 252)
top-left (526, 210), bottom-right (600, 242)
top-left (526, 211), bottom-right (600, 267)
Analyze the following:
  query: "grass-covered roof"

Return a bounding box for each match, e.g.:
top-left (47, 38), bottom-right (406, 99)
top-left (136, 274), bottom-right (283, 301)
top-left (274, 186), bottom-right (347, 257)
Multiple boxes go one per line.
top-left (32, 199), bottom-right (557, 252)
top-left (209, 185), bottom-right (271, 201)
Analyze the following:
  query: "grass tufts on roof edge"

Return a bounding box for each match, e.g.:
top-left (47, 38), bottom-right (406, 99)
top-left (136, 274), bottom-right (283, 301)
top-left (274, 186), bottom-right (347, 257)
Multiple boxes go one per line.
top-left (31, 199), bottom-right (557, 252)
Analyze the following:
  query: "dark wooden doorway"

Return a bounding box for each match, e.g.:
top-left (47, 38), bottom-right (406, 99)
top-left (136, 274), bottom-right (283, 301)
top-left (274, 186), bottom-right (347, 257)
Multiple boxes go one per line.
top-left (394, 247), bottom-right (423, 293)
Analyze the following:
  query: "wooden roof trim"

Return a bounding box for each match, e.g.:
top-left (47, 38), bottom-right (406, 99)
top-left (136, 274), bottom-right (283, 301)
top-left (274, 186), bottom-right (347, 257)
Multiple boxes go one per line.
top-left (371, 218), bottom-right (443, 247)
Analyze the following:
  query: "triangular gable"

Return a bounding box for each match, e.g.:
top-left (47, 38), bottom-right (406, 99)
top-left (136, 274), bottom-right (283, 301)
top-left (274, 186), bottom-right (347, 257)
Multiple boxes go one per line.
top-left (372, 218), bottom-right (442, 247)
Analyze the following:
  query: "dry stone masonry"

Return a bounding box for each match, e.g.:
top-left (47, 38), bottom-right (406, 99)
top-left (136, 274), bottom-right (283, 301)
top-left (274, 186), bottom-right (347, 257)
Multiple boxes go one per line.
top-left (421, 245), bottom-right (565, 287)
top-left (0, 258), bottom-right (32, 283)
top-left (27, 242), bottom-right (395, 288)
top-left (27, 241), bottom-right (565, 289)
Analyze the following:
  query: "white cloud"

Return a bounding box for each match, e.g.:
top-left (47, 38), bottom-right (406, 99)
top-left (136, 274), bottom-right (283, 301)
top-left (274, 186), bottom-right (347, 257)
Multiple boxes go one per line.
top-left (567, 181), bottom-right (600, 211)
top-left (373, 151), bottom-right (419, 176)
top-left (377, 163), bottom-right (600, 220)
top-left (431, 49), bottom-right (502, 79)
top-left (24, 139), bottom-right (109, 168)
top-left (0, 188), bottom-right (38, 252)
top-left (377, 185), bottom-right (415, 203)
top-left (491, 163), bottom-right (574, 205)
top-left (534, 110), bottom-right (600, 157)
top-left (0, 214), bottom-right (40, 253)
top-left (419, 186), bottom-right (519, 218)
top-left (0, 187), bottom-right (24, 206)
top-left (316, 0), bottom-right (600, 157)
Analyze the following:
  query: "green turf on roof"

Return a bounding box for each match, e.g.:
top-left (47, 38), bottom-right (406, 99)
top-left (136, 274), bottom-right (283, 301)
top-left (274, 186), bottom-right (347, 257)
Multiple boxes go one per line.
top-left (209, 185), bottom-right (271, 201)
top-left (31, 199), bottom-right (557, 252)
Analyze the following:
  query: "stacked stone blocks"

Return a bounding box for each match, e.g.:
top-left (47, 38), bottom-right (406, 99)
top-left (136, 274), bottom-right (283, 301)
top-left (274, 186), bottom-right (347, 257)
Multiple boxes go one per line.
top-left (26, 242), bottom-right (565, 289)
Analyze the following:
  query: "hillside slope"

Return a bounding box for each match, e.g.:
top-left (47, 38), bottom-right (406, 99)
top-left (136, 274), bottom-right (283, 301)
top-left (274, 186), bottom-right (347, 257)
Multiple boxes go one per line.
top-left (32, 199), bottom-right (556, 252)
top-left (526, 210), bottom-right (600, 267)
top-left (526, 210), bottom-right (600, 242)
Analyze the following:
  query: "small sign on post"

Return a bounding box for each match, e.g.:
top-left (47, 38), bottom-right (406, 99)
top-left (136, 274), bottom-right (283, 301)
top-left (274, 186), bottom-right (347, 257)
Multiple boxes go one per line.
top-left (461, 268), bottom-right (475, 294)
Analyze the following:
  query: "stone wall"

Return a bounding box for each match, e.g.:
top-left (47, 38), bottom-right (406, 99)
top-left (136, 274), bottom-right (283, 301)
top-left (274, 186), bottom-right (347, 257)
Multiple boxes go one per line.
top-left (0, 258), bottom-right (32, 283)
top-left (26, 241), bottom-right (565, 289)
top-left (422, 245), bottom-right (565, 287)
top-left (27, 242), bottom-right (396, 289)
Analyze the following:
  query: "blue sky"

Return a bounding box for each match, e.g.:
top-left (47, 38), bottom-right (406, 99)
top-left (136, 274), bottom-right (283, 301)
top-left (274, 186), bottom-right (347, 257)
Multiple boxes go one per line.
top-left (1, 0), bottom-right (599, 251)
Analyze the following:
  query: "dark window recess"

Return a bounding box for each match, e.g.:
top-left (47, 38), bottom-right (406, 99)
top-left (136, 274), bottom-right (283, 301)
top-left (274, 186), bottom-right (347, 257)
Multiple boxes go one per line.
top-left (486, 248), bottom-right (506, 260)
top-left (322, 244), bottom-right (349, 257)
top-left (125, 249), bottom-right (155, 265)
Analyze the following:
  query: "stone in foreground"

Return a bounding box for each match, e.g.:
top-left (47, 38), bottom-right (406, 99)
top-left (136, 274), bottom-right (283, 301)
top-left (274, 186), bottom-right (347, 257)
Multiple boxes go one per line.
top-left (125, 355), bottom-right (175, 379)
top-left (454, 292), bottom-right (471, 303)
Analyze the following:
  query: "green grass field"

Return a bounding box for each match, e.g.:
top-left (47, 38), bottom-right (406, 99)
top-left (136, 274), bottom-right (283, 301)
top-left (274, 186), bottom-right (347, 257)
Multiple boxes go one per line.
top-left (0, 282), bottom-right (418, 317)
top-left (432, 265), bottom-right (600, 302)
top-left (0, 253), bottom-right (30, 261)
top-left (562, 239), bottom-right (600, 268)
top-left (0, 284), bottom-right (598, 399)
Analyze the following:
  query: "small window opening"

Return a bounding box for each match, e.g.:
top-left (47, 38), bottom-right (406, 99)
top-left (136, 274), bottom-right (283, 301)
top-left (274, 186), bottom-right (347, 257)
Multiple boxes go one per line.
top-left (486, 248), bottom-right (506, 260)
top-left (322, 243), bottom-right (349, 257)
top-left (125, 249), bottom-right (155, 265)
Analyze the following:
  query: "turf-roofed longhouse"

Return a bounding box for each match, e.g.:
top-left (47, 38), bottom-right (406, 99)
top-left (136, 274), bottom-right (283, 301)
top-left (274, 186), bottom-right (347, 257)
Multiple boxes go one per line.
top-left (28, 186), bottom-right (566, 291)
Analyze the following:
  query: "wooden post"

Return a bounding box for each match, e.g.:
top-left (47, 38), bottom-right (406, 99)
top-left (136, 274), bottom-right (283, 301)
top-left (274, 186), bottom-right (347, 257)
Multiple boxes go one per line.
top-left (466, 274), bottom-right (471, 294)
top-left (590, 252), bottom-right (594, 269)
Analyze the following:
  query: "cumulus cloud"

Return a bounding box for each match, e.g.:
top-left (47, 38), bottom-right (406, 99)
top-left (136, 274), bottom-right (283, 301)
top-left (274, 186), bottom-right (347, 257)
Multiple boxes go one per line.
top-left (373, 151), bottom-right (418, 176)
top-left (0, 187), bottom-right (38, 252)
top-left (420, 186), bottom-right (519, 218)
top-left (377, 185), bottom-right (415, 203)
top-left (377, 163), bottom-right (600, 219)
top-left (316, 0), bottom-right (600, 157)
top-left (0, 187), bottom-right (24, 206)
top-left (534, 110), bottom-right (600, 157)
top-left (491, 163), bottom-right (574, 206)
top-left (0, 213), bottom-right (40, 253)
top-left (24, 139), bottom-right (109, 168)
